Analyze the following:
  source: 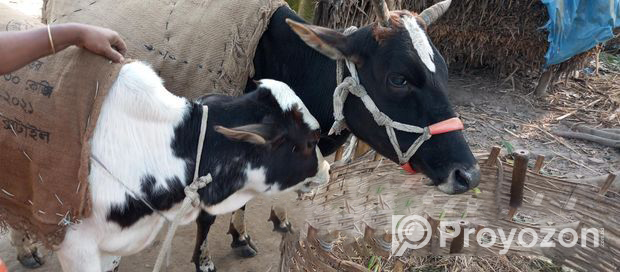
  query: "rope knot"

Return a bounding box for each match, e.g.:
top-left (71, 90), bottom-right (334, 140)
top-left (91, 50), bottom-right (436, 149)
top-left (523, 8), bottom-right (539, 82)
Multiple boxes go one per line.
top-left (185, 174), bottom-right (211, 207)
top-left (374, 113), bottom-right (393, 126)
top-left (330, 77), bottom-right (358, 135)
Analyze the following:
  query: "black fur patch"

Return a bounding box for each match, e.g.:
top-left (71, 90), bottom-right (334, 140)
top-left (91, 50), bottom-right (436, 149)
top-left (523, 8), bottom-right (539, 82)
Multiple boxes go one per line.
top-left (107, 175), bottom-right (185, 228)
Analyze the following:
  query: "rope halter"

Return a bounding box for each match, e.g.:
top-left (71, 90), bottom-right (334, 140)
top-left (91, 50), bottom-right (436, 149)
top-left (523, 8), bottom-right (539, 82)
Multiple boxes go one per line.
top-left (330, 26), bottom-right (465, 170)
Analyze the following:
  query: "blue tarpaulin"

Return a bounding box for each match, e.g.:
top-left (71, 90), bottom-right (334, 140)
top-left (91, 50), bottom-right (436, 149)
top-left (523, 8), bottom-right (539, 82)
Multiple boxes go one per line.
top-left (542, 0), bottom-right (620, 66)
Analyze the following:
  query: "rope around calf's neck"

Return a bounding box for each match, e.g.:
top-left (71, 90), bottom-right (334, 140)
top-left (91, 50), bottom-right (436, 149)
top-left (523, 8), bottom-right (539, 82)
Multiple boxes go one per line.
top-left (152, 174), bottom-right (211, 272)
top-left (153, 105), bottom-right (211, 272)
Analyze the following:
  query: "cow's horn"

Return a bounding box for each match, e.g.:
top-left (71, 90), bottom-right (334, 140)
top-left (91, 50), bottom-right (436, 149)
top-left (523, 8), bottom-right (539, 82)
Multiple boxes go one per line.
top-left (371, 0), bottom-right (391, 27)
top-left (419, 0), bottom-right (452, 26)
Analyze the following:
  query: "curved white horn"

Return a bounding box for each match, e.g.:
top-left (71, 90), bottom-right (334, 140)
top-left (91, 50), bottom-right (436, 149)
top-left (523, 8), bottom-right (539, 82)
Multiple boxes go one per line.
top-left (419, 0), bottom-right (452, 26)
top-left (371, 0), bottom-right (391, 27)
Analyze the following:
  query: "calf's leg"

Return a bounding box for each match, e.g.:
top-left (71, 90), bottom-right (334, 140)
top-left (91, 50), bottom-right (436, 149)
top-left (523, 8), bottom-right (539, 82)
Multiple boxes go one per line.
top-left (193, 212), bottom-right (217, 272)
top-left (56, 233), bottom-right (101, 272)
top-left (228, 205), bottom-right (258, 257)
top-left (9, 228), bottom-right (45, 268)
top-left (268, 206), bottom-right (292, 233)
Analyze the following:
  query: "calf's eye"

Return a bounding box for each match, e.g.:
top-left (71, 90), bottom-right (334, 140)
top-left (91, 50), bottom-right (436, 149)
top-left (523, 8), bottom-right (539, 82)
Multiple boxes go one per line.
top-left (388, 74), bottom-right (408, 87)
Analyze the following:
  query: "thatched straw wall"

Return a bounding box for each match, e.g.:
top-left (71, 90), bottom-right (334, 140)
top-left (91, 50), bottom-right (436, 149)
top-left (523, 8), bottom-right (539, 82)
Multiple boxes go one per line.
top-left (314, 0), bottom-right (591, 77)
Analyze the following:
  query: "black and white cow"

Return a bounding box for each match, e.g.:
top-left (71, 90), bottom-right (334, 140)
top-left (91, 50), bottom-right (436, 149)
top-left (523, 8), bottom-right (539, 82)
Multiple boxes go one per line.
top-left (54, 61), bottom-right (329, 271)
top-left (192, 1), bottom-right (482, 271)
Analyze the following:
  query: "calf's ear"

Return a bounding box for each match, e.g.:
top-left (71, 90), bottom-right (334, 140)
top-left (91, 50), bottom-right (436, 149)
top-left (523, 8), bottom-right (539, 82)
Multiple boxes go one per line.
top-left (215, 124), bottom-right (271, 145)
top-left (286, 19), bottom-right (359, 63)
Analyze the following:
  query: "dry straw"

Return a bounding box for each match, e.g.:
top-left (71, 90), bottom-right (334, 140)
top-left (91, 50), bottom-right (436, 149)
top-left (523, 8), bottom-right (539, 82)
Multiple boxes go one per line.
top-left (313, 0), bottom-right (596, 78)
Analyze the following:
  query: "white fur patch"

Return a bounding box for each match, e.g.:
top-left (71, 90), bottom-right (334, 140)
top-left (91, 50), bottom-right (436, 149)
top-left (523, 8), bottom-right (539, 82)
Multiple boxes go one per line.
top-left (402, 16), bottom-right (436, 73)
top-left (291, 148), bottom-right (330, 193)
top-left (259, 79), bottom-right (320, 130)
top-left (204, 165), bottom-right (269, 215)
top-left (204, 190), bottom-right (255, 215)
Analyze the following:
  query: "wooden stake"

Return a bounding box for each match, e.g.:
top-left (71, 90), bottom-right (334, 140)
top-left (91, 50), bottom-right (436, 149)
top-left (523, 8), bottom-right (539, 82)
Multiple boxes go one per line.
top-left (354, 141), bottom-right (371, 158)
top-left (334, 146), bottom-right (344, 162)
top-left (485, 146), bottom-right (501, 167)
top-left (474, 224), bottom-right (485, 254)
top-left (598, 174), bottom-right (617, 195)
top-left (425, 213), bottom-right (439, 254)
top-left (373, 152), bottom-right (382, 161)
top-left (392, 259), bottom-right (405, 272)
top-left (363, 225), bottom-right (375, 245)
top-left (535, 69), bottom-right (554, 97)
top-left (509, 150), bottom-right (529, 219)
top-left (533, 155), bottom-right (545, 173)
top-left (507, 207), bottom-right (518, 219)
top-left (449, 221), bottom-right (468, 254)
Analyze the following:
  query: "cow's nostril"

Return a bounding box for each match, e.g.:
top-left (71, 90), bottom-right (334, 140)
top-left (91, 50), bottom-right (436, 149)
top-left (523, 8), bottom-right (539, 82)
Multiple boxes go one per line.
top-left (453, 169), bottom-right (470, 189)
top-left (452, 166), bottom-right (481, 191)
top-left (438, 166), bottom-right (481, 195)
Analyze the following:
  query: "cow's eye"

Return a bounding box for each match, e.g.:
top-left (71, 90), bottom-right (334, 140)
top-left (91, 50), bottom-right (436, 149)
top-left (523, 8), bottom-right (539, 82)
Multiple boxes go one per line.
top-left (388, 74), bottom-right (407, 87)
top-left (307, 140), bottom-right (317, 150)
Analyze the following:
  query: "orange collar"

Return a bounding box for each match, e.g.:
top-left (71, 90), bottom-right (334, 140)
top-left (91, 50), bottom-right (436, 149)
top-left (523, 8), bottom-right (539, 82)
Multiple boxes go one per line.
top-left (401, 117), bottom-right (464, 174)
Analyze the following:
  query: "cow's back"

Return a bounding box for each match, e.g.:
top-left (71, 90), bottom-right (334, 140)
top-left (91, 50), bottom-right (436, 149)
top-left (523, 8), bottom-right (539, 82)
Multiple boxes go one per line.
top-left (43, 0), bottom-right (285, 99)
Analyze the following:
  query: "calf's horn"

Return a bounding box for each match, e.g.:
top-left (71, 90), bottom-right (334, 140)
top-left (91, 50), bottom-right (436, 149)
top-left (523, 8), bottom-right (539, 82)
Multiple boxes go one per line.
top-left (419, 0), bottom-right (452, 26)
top-left (371, 0), bottom-right (391, 27)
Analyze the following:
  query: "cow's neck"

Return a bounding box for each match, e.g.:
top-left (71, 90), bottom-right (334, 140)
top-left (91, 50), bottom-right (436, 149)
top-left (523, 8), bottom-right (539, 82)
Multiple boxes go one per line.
top-left (253, 7), bottom-right (349, 136)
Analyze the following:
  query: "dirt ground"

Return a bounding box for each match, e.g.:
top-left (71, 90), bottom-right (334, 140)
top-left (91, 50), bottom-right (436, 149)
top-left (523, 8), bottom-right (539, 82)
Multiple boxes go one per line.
top-left (1, 193), bottom-right (306, 272)
top-left (1, 0), bottom-right (618, 271)
top-left (449, 70), bottom-right (619, 180)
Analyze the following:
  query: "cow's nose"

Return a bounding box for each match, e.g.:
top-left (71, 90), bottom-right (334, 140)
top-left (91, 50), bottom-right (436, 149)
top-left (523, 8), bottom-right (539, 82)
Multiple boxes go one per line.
top-left (439, 165), bottom-right (481, 194)
top-left (454, 167), bottom-right (480, 191)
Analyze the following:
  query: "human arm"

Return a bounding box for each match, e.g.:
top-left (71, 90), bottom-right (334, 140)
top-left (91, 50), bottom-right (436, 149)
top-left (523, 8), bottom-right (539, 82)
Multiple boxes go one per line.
top-left (0, 23), bottom-right (127, 75)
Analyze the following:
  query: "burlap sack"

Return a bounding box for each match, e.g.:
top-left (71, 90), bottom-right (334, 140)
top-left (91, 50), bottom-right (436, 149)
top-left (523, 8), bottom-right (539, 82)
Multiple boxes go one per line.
top-left (0, 4), bottom-right (122, 246)
top-left (43, 0), bottom-right (286, 99)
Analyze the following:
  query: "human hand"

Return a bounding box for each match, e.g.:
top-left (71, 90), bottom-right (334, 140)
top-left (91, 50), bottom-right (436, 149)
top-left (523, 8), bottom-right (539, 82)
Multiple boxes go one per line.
top-left (73, 24), bottom-right (127, 63)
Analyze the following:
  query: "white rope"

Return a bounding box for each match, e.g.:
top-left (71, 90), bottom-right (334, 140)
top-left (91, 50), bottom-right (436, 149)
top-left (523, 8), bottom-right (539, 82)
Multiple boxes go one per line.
top-left (153, 106), bottom-right (211, 272)
top-left (340, 135), bottom-right (357, 163)
top-left (330, 26), bottom-right (432, 165)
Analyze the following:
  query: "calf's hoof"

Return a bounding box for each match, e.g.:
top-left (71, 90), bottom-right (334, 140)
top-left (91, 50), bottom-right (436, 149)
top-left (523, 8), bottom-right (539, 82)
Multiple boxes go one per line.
top-left (17, 248), bottom-right (45, 268)
top-left (273, 220), bottom-right (292, 233)
top-left (231, 235), bottom-right (257, 258)
top-left (268, 208), bottom-right (292, 233)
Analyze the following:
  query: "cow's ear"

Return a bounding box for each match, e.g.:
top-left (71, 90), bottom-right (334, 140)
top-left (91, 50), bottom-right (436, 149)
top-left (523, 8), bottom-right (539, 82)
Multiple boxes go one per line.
top-left (215, 124), bottom-right (271, 145)
top-left (286, 19), bottom-right (359, 62)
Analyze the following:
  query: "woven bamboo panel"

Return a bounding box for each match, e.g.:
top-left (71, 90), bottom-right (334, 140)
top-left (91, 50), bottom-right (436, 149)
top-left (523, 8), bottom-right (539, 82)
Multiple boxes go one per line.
top-left (278, 149), bottom-right (619, 271)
